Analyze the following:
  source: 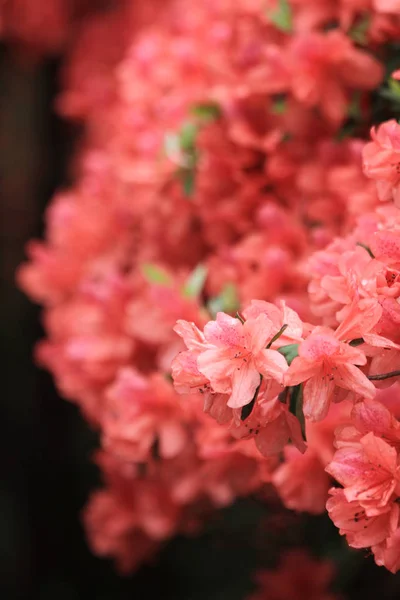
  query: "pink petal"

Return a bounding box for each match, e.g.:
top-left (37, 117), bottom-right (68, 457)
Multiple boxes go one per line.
top-left (284, 356), bottom-right (319, 386)
top-left (174, 320), bottom-right (206, 350)
top-left (203, 312), bottom-right (245, 348)
top-left (159, 421), bottom-right (187, 458)
top-left (256, 348), bottom-right (288, 383)
top-left (243, 313), bottom-right (274, 354)
top-left (197, 348), bottom-right (234, 393)
top-left (335, 298), bottom-right (382, 341)
top-left (255, 415), bottom-right (289, 456)
top-left (227, 362), bottom-right (261, 409)
top-left (303, 375), bottom-right (334, 422)
top-left (285, 411), bottom-right (307, 454)
top-left (334, 364), bottom-right (376, 399)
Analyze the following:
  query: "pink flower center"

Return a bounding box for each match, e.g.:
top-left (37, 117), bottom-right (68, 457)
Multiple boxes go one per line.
top-left (300, 334), bottom-right (340, 361)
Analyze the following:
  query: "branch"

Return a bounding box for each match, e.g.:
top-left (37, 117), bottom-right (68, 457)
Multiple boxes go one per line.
top-left (368, 371), bottom-right (400, 381)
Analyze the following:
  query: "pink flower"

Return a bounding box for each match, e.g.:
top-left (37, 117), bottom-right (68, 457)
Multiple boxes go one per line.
top-left (363, 119), bottom-right (400, 206)
top-left (228, 393), bottom-right (306, 456)
top-left (247, 549), bottom-right (340, 600)
top-left (326, 488), bottom-right (399, 549)
top-left (174, 311), bottom-right (288, 409)
top-left (84, 489), bottom-right (160, 575)
top-left (327, 399), bottom-right (400, 564)
top-left (373, 528), bottom-right (400, 574)
top-left (103, 369), bottom-right (189, 462)
top-left (288, 31), bottom-right (383, 124)
top-left (273, 445), bottom-right (331, 514)
top-left (327, 432), bottom-right (400, 508)
top-left (284, 324), bottom-right (376, 421)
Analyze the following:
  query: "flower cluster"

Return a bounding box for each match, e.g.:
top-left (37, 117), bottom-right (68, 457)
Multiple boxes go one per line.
top-left (16, 0), bottom-right (400, 577)
top-left (327, 396), bottom-right (400, 573)
top-left (247, 549), bottom-right (340, 600)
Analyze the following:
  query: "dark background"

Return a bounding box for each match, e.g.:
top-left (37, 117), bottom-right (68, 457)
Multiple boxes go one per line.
top-left (2, 48), bottom-right (400, 600)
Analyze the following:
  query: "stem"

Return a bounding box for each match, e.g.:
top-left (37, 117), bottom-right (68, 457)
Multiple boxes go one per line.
top-left (356, 242), bottom-right (375, 258)
top-left (267, 324), bottom-right (288, 348)
top-left (368, 370), bottom-right (400, 381)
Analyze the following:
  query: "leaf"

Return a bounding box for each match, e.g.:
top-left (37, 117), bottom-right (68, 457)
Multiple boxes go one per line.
top-left (349, 15), bottom-right (370, 46)
top-left (390, 77), bottom-right (400, 96)
top-left (277, 343), bottom-right (299, 365)
top-left (179, 122), bottom-right (198, 152)
top-left (289, 384), bottom-right (306, 441)
top-left (179, 168), bottom-right (196, 197)
top-left (141, 263), bottom-right (172, 285)
top-left (348, 92), bottom-right (361, 120)
top-left (379, 78), bottom-right (400, 105)
top-left (183, 264), bottom-right (208, 298)
top-left (269, 0), bottom-right (293, 33)
top-left (191, 102), bottom-right (221, 123)
top-left (271, 96), bottom-right (287, 115)
top-left (208, 283), bottom-right (240, 317)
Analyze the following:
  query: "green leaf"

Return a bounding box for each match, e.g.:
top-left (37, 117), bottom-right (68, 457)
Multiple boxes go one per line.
top-left (278, 343), bottom-right (299, 365)
top-left (179, 122), bottom-right (198, 152)
top-left (179, 168), bottom-right (196, 197)
top-left (271, 96), bottom-right (287, 115)
top-left (289, 384), bottom-right (306, 441)
top-left (379, 78), bottom-right (400, 105)
top-left (349, 15), bottom-right (370, 46)
top-left (191, 102), bottom-right (221, 123)
top-left (390, 77), bottom-right (400, 96)
top-left (183, 264), bottom-right (208, 298)
top-left (269, 0), bottom-right (293, 33)
top-left (141, 263), bottom-right (172, 285)
top-left (208, 283), bottom-right (240, 317)
top-left (348, 92), bottom-right (361, 120)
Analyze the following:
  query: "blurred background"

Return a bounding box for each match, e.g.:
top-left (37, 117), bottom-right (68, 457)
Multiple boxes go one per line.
top-left (2, 22), bottom-right (400, 600)
top-left (0, 44), bottom-right (271, 600)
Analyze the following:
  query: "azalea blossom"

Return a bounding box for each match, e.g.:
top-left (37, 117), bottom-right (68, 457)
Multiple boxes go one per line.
top-left (284, 322), bottom-right (376, 421)
top-left (15, 0), bottom-right (400, 578)
top-left (363, 119), bottom-right (400, 206)
top-left (174, 309), bottom-right (288, 409)
top-left (327, 399), bottom-right (400, 570)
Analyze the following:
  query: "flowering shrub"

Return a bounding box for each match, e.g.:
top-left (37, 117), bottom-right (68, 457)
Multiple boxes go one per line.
top-left (15, 0), bottom-right (400, 583)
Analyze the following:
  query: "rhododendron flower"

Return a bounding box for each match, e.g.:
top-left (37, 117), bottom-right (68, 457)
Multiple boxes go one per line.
top-left (288, 30), bottom-right (383, 124)
top-left (15, 0), bottom-right (400, 579)
top-left (326, 488), bottom-right (399, 549)
top-left (363, 119), bottom-right (400, 206)
top-left (327, 399), bottom-right (400, 569)
top-left (327, 432), bottom-right (400, 508)
top-left (228, 393), bottom-right (307, 456)
top-left (273, 445), bottom-right (331, 514)
top-left (373, 528), bottom-right (400, 574)
top-left (273, 401), bottom-right (352, 514)
top-left (84, 489), bottom-right (161, 575)
top-left (247, 549), bottom-right (340, 600)
top-left (284, 324), bottom-right (376, 421)
top-left (174, 310), bottom-right (288, 409)
top-left (103, 368), bottom-right (189, 462)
